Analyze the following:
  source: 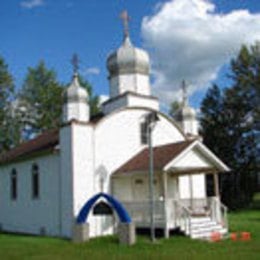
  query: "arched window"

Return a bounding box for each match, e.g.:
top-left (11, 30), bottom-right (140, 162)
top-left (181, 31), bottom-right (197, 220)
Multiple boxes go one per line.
top-left (32, 164), bottom-right (40, 199)
top-left (10, 169), bottom-right (17, 200)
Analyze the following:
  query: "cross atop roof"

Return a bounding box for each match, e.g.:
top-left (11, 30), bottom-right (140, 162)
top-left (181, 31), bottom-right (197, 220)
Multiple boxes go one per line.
top-left (71, 53), bottom-right (79, 75)
top-left (120, 10), bottom-right (130, 38)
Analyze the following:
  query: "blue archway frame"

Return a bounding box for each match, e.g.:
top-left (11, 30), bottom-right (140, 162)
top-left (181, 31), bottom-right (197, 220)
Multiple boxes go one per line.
top-left (76, 192), bottom-right (131, 224)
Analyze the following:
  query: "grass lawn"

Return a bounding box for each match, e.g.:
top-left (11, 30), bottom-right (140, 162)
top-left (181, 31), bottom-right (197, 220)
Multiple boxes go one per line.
top-left (0, 198), bottom-right (259, 260)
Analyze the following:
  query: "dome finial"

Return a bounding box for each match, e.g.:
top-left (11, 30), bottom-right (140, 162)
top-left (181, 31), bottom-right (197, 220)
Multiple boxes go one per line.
top-left (181, 80), bottom-right (188, 107)
top-left (120, 10), bottom-right (130, 41)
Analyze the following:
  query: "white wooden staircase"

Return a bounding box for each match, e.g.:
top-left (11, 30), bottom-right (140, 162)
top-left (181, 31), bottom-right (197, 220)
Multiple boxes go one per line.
top-left (180, 216), bottom-right (228, 239)
top-left (176, 198), bottom-right (228, 240)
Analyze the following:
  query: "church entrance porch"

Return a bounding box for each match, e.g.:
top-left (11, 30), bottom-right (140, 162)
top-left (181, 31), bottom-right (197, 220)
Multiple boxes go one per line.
top-left (111, 139), bottom-right (230, 239)
top-left (112, 168), bottom-right (228, 240)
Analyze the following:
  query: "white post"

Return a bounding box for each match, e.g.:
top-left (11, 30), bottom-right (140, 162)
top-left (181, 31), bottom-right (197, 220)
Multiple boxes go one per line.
top-left (214, 173), bottom-right (220, 198)
top-left (213, 173), bottom-right (221, 223)
top-left (189, 175), bottom-right (193, 210)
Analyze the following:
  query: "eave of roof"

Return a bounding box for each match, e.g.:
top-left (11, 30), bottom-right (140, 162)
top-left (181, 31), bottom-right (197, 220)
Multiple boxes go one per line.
top-left (0, 113), bottom-right (105, 166)
top-left (0, 129), bottom-right (59, 165)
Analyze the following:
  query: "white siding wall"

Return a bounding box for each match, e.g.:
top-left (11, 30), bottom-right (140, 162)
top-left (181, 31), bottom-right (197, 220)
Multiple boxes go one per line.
top-left (0, 154), bottom-right (60, 236)
top-left (113, 175), bottom-right (162, 202)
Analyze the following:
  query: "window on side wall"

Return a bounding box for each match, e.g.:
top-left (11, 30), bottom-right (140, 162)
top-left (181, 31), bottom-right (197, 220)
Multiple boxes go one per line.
top-left (32, 164), bottom-right (40, 199)
top-left (10, 169), bottom-right (17, 200)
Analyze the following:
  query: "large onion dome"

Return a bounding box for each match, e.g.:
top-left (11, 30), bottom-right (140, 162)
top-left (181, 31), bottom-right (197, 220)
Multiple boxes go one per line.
top-left (107, 35), bottom-right (150, 77)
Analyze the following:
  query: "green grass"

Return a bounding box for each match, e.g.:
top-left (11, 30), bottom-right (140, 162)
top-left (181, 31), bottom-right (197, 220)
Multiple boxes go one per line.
top-left (0, 199), bottom-right (259, 260)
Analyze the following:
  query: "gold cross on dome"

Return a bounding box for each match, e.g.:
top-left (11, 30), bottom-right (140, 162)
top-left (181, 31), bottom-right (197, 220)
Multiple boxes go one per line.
top-left (71, 53), bottom-right (79, 74)
top-left (120, 10), bottom-right (130, 37)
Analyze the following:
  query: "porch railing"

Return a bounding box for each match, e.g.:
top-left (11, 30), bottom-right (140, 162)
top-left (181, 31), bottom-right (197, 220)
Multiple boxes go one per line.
top-left (121, 197), bottom-right (228, 231)
top-left (122, 200), bottom-right (165, 225)
top-left (174, 200), bottom-right (192, 235)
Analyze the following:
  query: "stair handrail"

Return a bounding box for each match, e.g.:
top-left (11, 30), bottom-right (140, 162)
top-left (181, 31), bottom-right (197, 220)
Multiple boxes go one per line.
top-left (210, 197), bottom-right (228, 230)
top-left (174, 200), bottom-right (192, 235)
top-left (219, 200), bottom-right (228, 230)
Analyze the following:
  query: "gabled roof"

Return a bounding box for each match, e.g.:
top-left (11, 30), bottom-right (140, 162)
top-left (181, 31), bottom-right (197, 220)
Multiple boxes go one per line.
top-left (113, 139), bottom-right (230, 176)
top-left (0, 129), bottom-right (59, 165)
top-left (113, 140), bottom-right (195, 175)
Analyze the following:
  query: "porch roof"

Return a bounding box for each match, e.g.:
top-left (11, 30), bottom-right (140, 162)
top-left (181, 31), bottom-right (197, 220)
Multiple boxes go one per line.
top-left (113, 139), bottom-right (230, 176)
top-left (113, 140), bottom-right (195, 175)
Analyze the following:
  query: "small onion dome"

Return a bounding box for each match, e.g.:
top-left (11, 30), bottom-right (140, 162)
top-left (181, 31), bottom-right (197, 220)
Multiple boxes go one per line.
top-left (63, 73), bottom-right (88, 104)
top-left (107, 36), bottom-right (150, 77)
top-left (175, 106), bottom-right (196, 121)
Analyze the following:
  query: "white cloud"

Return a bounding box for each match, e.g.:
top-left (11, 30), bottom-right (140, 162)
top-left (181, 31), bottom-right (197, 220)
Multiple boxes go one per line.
top-left (83, 67), bottom-right (100, 76)
top-left (20, 0), bottom-right (45, 9)
top-left (142, 0), bottom-right (260, 105)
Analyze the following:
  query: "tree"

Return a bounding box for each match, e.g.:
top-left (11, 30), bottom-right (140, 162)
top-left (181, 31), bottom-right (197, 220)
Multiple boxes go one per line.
top-left (18, 61), bottom-right (101, 138)
top-left (0, 56), bottom-right (20, 152)
top-left (18, 61), bottom-right (63, 138)
top-left (169, 100), bottom-right (181, 117)
top-left (200, 43), bottom-right (260, 209)
top-left (77, 74), bottom-right (100, 117)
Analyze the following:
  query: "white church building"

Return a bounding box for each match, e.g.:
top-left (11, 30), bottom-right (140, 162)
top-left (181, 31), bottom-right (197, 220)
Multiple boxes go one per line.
top-left (0, 18), bottom-right (230, 240)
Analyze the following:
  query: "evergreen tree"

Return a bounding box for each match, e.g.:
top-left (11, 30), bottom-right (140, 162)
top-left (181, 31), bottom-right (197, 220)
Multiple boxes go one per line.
top-left (0, 56), bottom-right (20, 152)
top-left (19, 61), bottom-right (63, 137)
top-left (200, 44), bottom-right (260, 209)
top-left (169, 100), bottom-right (181, 117)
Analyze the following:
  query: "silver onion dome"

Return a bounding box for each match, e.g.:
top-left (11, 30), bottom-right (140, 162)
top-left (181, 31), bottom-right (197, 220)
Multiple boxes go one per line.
top-left (107, 35), bottom-right (150, 77)
top-left (63, 73), bottom-right (88, 104)
top-left (175, 106), bottom-right (196, 121)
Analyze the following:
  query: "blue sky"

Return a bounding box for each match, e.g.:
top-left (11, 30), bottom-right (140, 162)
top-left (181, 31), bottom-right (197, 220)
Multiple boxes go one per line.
top-left (0, 0), bottom-right (260, 110)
